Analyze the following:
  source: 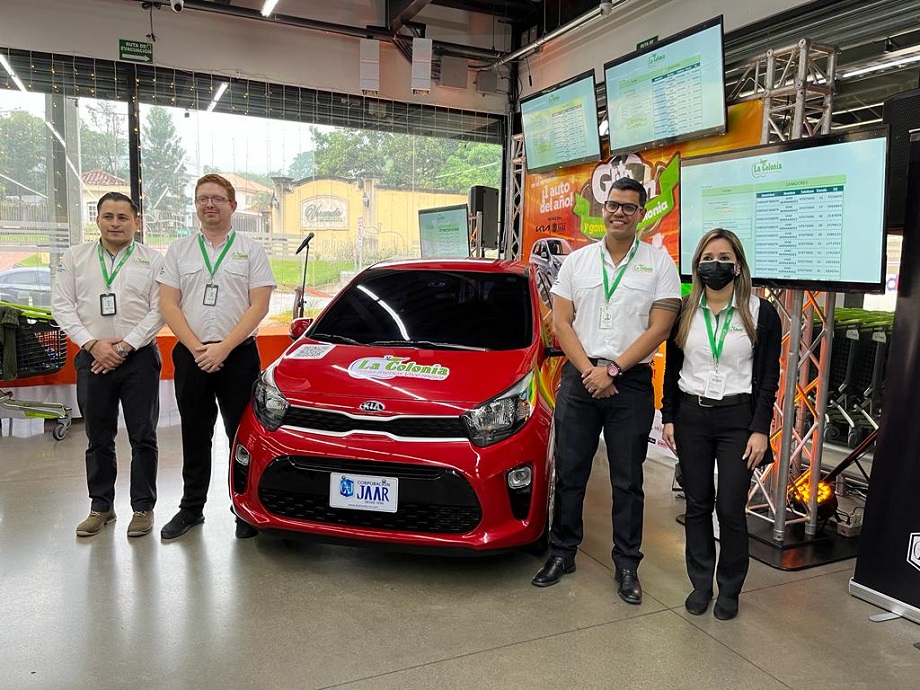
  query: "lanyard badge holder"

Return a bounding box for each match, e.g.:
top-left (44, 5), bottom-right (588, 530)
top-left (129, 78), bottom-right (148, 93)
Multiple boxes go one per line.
top-left (599, 238), bottom-right (639, 329)
top-left (702, 301), bottom-right (734, 400)
top-left (98, 242), bottom-right (135, 316)
top-left (199, 231), bottom-right (235, 306)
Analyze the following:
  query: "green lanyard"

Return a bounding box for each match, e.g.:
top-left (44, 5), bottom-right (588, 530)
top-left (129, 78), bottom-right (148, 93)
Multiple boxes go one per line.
top-left (701, 297), bottom-right (734, 369)
top-left (198, 231), bottom-right (236, 280)
top-left (97, 242), bottom-right (135, 290)
top-left (600, 238), bottom-right (640, 302)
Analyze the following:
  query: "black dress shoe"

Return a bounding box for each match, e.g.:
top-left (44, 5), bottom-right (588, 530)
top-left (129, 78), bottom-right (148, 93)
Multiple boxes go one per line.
top-left (615, 568), bottom-right (642, 604)
top-left (713, 596), bottom-right (739, 620)
top-left (531, 555), bottom-right (576, 587)
top-left (684, 589), bottom-right (713, 615)
top-left (160, 509), bottom-right (204, 540)
top-left (235, 518), bottom-right (259, 539)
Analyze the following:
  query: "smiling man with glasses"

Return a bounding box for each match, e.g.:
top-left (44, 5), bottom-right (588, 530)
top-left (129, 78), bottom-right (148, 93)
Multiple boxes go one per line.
top-left (532, 176), bottom-right (681, 606)
top-left (157, 173), bottom-right (276, 540)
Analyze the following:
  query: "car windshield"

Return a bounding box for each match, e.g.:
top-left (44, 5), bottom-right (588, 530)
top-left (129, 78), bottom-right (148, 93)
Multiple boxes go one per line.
top-left (312, 268), bottom-right (533, 351)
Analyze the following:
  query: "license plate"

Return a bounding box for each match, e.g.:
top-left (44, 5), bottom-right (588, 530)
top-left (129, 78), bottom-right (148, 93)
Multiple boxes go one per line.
top-left (329, 472), bottom-right (398, 513)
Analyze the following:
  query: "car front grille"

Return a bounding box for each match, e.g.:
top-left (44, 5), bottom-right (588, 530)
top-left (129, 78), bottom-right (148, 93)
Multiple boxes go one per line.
top-left (281, 406), bottom-right (468, 439)
top-left (258, 456), bottom-right (482, 534)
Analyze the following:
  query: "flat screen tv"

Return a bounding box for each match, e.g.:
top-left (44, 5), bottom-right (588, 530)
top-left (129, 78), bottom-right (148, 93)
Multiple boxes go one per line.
top-left (604, 16), bottom-right (726, 155)
top-left (520, 69), bottom-right (602, 173)
top-left (679, 126), bottom-right (889, 292)
top-left (418, 204), bottom-right (470, 258)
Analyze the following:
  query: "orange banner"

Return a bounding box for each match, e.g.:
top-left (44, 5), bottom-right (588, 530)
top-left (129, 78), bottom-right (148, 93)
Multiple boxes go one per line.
top-left (522, 100), bottom-right (765, 274)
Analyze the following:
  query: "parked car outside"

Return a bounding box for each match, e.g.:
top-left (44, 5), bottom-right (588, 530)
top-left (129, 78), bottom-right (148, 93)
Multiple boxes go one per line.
top-left (231, 258), bottom-right (563, 552)
top-left (0, 266), bottom-right (51, 308)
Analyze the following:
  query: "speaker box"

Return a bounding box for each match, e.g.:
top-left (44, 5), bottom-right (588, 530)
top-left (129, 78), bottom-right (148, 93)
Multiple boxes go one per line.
top-left (883, 88), bottom-right (920, 231)
top-left (469, 185), bottom-right (499, 250)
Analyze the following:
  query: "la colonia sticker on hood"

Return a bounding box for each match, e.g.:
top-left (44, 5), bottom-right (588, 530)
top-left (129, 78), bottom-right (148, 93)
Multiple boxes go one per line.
top-left (348, 355), bottom-right (450, 381)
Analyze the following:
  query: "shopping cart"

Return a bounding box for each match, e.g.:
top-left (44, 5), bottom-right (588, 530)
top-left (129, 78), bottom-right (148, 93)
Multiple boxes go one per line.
top-left (0, 301), bottom-right (72, 440)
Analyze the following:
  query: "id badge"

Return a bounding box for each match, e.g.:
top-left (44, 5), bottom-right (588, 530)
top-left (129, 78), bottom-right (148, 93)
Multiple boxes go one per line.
top-left (100, 293), bottom-right (117, 316)
top-left (599, 305), bottom-right (614, 330)
top-left (203, 283), bottom-right (219, 306)
top-left (704, 371), bottom-right (727, 400)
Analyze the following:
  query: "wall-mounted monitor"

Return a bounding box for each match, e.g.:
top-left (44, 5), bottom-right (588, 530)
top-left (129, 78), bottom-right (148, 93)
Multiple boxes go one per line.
top-left (520, 69), bottom-right (602, 173)
top-left (418, 204), bottom-right (470, 258)
top-left (679, 126), bottom-right (889, 292)
top-left (604, 16), bottom-right (726, 155)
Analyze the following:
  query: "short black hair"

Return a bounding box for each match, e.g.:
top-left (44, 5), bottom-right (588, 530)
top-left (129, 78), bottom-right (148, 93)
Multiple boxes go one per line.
top-left (96, 192), bottom-right (139, 217)
top-left (608, 177), bottom-right (647, 207)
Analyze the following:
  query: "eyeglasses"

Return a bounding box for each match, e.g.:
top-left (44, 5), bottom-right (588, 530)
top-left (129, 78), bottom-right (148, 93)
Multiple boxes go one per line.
top-left (603, 201), bottom-right (642, 215)
top-left (195, 195), bottom-right (230, 206)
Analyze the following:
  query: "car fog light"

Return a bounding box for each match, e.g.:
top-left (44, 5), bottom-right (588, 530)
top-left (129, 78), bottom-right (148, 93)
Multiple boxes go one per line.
top-left (507, 464), bottom-right (532, 489)
top-left (235, 444), bottom-right (251, 467)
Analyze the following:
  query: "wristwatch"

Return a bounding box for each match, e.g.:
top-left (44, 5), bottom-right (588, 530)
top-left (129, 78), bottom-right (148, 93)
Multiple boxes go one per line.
top-left (114, 343), bottom-right (127, 357)
top-left (606, 361), bottom-right (623, 379)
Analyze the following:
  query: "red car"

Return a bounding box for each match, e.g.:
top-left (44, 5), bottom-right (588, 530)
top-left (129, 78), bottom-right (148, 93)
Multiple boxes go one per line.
top-left (231, 258), bottom-right (563, 552)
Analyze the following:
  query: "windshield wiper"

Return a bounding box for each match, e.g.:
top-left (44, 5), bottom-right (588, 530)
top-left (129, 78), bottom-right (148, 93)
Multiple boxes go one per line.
top-left (311, 333), bottom-right (363, 345)
top-left (368, 339), bottom-right (488, 351)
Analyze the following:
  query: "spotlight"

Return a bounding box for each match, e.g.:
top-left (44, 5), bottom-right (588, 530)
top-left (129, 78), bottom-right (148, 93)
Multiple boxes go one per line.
top-left (599, 2), bottom-right (614, 15)
top-left (788, 472), bottom-right (838, 521)
top-left (170, 0), bottom-right (184, 12)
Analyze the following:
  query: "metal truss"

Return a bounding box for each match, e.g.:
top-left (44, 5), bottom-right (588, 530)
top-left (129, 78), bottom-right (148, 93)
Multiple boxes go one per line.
top-left (735, 39), bottom-right (839, 540)
top-left (503, 133), bottom-right (525, 260)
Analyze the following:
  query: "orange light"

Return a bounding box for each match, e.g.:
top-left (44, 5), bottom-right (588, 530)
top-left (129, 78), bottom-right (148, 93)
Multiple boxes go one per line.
top-left (788, 472), bottom-right (838, 519)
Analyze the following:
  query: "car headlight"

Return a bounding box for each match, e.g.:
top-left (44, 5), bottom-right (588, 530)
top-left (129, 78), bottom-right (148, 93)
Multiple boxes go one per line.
top-left (252, 366), bottom-right (289, 431)
top-left (462, 372), bottom-right (536, 447)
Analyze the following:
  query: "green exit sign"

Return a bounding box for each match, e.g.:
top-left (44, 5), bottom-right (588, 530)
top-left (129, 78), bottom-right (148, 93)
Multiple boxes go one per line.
top-left (119, 40), bottom-right (153, 63)
top-left (637, 36), bottom-right (658, 51)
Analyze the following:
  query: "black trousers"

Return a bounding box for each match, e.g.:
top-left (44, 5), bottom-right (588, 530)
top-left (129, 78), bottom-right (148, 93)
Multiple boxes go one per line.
top-left (75, 345), bottom-right (161, 512)
top-left (550, 361), bottom-right (654, 571)
top-left (172, 339), bottom-right (261, 513)
top-left (673, 399), bottom-right (754, 599)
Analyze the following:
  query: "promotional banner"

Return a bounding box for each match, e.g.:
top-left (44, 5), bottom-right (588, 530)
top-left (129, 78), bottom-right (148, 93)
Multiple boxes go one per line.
top-left (850, 133), bottom-right (920, 624)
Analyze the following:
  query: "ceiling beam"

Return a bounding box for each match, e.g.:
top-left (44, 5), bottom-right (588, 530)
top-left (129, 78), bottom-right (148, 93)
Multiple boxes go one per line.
top-left (388, 0), bottom-right (433, 33)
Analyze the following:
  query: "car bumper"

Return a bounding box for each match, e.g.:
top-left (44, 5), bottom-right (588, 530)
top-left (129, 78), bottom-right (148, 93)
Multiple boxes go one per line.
top-left (230, 408), bottom-right (552, 552)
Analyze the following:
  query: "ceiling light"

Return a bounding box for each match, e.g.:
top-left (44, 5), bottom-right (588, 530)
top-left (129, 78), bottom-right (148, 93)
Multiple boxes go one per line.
top-left (0, 54), bottom-right (28, 93)
top-left (261, 0), bottom-right (280, 17)
top-left (841, 52), bottom-right (920, 79)
top-left (206, 82), bottom-right (229, 112)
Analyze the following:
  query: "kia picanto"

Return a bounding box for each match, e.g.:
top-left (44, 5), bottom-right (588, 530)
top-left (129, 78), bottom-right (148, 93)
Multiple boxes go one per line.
top-left (230, 258), bottom-right (562, 552)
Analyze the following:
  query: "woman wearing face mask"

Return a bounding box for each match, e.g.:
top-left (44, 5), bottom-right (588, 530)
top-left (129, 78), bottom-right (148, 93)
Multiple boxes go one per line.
top-left (661, 228), bottom-right (781, 620)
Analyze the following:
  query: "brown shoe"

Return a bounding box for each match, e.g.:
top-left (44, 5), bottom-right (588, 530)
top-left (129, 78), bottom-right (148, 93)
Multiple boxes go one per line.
top-left (76, 509), bottom-right (116, 537)
top-left (127, 510), bottom-right (154, 538)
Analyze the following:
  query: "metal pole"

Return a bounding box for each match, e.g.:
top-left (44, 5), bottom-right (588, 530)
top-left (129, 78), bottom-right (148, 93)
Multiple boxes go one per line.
top-left (774, 289), bottom-right (804, 541)
top-left (806, 294), bottom-right (836, 535)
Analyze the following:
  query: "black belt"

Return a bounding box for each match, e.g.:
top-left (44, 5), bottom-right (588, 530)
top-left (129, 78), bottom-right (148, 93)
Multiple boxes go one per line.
top-left (682, 392), bottom-right (751, 408)
top-left (588, 358), bottom-right (651, 370)
top-left (202, 336), bottom-right (256, 347)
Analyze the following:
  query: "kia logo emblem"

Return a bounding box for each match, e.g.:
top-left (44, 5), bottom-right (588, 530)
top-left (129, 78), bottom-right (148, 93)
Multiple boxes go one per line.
top-left (359, 400), bottom-right (385, 412)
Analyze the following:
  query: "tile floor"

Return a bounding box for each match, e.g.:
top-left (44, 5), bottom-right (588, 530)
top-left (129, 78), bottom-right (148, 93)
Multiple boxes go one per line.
top-left (1, 419), bottom-right (917, 690)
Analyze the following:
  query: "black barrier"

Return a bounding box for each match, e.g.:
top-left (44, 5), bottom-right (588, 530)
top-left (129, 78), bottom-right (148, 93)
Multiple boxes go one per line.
top-left (849, 130), bottom-right (920, 624)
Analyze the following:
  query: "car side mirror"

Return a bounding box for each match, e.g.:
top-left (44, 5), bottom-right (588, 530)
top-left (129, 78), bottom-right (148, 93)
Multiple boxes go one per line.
top-left (290, 317), bottom-right (313, 340)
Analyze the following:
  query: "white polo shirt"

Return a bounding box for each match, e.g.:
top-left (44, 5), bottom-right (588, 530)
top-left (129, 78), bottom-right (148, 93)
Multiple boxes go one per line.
top-left (158, 230), bottom-right (276, 343)
top-left (678, 294), bottom-right (760, 396)
top-left (52, 240), bottom-right (165, 350)
top-left (551, 240), bottom-right (680, 363)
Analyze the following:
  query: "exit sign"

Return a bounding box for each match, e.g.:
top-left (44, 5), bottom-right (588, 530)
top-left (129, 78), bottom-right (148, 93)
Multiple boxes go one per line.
top-left (637, 36), bottom-right (658, 51)
top-left (119, 40), bottom-right (153, 63)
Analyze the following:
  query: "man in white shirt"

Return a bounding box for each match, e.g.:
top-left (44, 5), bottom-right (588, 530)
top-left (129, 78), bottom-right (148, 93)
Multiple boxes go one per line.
top-left (532, 177), bottom-right (681, 604)
top-left (157, 174), bottom-right (276, 540)
top-left (52, 192), bottom-right (165, 538)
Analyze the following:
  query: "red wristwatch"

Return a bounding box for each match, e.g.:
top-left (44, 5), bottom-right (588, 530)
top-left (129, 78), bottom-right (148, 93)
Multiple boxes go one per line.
top-left (606, 361), bottom-right (622, 379)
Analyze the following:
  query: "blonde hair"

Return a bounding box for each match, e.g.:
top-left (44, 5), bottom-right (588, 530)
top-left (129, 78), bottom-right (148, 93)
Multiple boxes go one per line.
top-left (675, 228), bottom-right (757, 348)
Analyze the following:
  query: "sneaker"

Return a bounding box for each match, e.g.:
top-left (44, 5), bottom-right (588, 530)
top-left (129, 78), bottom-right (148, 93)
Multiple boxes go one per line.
top-left (76, 509), bottom-right (116, 537)
top-left (160, 509), bottom-right (204, 540)
top-left (127, 510), bottom-right (154, 538)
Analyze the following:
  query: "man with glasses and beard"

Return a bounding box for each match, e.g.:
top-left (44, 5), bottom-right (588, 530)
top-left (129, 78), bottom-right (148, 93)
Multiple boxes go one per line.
top-left (157, 174), bottom-right (275, 540)
top-left (52, 192), bottom-right (164, 538)
top-left (531, 177), bottom-right (681, 605)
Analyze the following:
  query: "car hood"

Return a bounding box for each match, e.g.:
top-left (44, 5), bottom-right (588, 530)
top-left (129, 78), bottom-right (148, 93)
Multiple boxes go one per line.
top-left (272, 338), bottom-right (536, 413)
